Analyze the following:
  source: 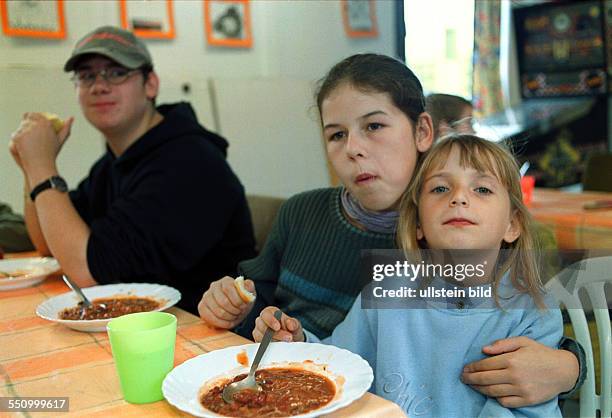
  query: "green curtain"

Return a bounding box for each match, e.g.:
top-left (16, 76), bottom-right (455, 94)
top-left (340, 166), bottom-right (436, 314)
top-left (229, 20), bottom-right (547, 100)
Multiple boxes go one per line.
top-left (472, 0), bottom-right (503, 117)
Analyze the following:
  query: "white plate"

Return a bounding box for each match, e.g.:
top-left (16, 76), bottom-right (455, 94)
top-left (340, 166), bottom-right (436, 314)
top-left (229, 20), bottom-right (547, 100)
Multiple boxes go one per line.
top-left (36, 283), bottom-right (181, 332)
top-left (0, 257), bottom-right (60, 290)
top-left (163, 342), bottom-right (374, 417)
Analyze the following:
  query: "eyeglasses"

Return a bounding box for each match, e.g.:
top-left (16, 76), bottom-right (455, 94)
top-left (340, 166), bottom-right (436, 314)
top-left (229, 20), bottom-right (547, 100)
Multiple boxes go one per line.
top-left (71, 67), bottom-right (140, 88)
top-left (449, 116), bottom-right (476, 134)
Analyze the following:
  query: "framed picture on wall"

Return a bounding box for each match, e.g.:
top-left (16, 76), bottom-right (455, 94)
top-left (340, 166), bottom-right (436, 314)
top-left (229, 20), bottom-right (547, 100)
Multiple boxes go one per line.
top-left (341, 0), bottom-right (378, 38)
top-left (0, 0), bottom-right (66, 39)
top-left (119, 0), bottom-right (175, 39)
top-left (204, 0), bottom-right (252, 48)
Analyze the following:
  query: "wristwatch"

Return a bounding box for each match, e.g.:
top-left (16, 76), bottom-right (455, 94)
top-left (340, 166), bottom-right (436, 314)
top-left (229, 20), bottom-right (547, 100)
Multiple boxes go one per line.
top-left (30, 175), bottom-right (68, 202)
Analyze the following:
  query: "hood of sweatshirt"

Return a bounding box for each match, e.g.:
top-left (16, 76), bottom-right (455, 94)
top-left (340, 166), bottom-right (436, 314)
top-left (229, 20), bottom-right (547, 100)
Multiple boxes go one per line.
top-left (114, 101), bottom-right (228, 166)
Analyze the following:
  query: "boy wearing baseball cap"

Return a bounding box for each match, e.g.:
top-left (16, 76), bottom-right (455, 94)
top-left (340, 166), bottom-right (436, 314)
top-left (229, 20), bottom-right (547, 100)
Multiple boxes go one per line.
top-left (63, 25), bottom-right (153, 72)
top-left (9, 26), bottom-right (256, 314)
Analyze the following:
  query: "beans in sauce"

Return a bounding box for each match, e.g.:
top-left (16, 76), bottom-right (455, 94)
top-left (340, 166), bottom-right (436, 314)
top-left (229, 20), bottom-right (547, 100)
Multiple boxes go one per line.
top-left (58, 296), bottom-right (160, 320)
top-left (200, 368), bottom-right (335, 417)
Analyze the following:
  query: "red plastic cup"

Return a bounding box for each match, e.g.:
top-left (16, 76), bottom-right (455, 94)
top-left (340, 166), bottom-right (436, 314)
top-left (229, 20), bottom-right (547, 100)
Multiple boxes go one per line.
top-left (520, 175), bottom-right (535, 205)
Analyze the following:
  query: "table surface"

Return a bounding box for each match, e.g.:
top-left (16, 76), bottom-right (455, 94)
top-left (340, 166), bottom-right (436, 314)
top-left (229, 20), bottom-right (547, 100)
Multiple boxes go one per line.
top-left (530, 188), bottom-right (612, 250)
top-left (0, 263), bottom-right (404, 418)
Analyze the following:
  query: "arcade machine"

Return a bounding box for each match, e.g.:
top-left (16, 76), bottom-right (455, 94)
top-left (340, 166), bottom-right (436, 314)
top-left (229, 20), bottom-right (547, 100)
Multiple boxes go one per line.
top-left (480, 0), bottom-right (610, 188)
top-left (607, 0), bottom-right (612, 152)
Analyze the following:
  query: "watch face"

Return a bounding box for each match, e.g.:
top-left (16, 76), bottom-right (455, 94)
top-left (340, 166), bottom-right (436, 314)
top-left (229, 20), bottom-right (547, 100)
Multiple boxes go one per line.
top-left (50, 176), bottom-right (68, 192)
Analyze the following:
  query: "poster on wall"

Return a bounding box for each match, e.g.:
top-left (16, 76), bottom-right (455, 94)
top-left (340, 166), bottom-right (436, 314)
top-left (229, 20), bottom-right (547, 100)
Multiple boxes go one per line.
top-left (204, 0), bottom-right (252, 48)
top-left (0, 0), bottom-right (66, 39)
top-left (119, 0), bottom-right (175, 39)
top-left (341, 0), bottom-right (378, 38)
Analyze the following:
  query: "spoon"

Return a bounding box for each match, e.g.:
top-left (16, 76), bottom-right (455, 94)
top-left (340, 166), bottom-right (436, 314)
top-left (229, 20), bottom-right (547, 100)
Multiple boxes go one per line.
top-left (222, 309), bottom-right (283, 403)
top-left (61, 274), bottom-right (104, 319)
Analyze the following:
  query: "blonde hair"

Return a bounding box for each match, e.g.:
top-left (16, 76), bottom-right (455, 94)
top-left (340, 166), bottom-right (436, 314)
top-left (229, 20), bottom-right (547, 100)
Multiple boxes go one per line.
top-left (397, 135), bottom-right (544, 307)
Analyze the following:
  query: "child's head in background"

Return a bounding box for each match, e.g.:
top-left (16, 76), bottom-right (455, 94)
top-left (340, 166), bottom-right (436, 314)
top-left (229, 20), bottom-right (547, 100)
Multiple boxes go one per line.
top-left (397, 135), bottom-right (544, 305)
top-left (426, 94), bottom-right (474, 139)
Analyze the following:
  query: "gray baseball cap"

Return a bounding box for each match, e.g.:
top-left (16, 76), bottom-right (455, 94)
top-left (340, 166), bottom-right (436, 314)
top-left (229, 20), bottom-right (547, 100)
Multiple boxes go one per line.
top-left (64, 26), bottom-right (152, 72)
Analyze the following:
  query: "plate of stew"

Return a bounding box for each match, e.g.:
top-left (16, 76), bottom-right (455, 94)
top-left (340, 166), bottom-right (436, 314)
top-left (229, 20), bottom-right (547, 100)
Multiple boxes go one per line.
top-left (35, 283), bottom-right (181, 332)
top-left (0, 257), bottom-right (60, 290)
top-left (162, 342), bottom-right (374, 417)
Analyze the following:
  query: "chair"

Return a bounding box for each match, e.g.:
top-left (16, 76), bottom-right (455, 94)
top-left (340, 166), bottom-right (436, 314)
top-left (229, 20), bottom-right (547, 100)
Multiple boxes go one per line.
top-left (582, 153), bottom-right (612, 192)
top-left (246, 195), bottom-right (285, 253)
top-left (545, 256), bottom-right (612, 418)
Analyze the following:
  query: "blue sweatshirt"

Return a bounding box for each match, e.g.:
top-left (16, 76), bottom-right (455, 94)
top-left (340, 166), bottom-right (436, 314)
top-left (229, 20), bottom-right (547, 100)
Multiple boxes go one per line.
top-left (306, 276), bottom-right (563, 418)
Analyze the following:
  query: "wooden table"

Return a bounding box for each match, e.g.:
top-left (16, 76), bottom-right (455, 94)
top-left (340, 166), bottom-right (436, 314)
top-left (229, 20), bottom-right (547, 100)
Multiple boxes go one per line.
top-left (530, 188), bottom-right (612, 250)
top-left (0, 267), bottom-right (404, 417)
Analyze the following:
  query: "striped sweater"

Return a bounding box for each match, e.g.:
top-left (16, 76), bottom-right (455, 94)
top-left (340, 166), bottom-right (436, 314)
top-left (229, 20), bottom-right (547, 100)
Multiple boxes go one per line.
top-left (238, 188), bottom-right (395, 338)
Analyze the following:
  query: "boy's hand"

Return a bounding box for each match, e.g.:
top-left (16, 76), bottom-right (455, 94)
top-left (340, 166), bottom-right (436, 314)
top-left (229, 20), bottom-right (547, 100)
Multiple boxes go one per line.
top-left (198, 276), bottom-right (256, 329)
top-left (10, 112), bottom-right (73, 180)
top-left (462, 336), bottom-right (579, 407)
top-left (253, 306), bottom-right (304, 343)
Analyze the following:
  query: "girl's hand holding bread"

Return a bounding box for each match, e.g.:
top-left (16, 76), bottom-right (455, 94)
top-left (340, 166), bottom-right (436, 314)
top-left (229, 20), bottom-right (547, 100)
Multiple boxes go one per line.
top-left (198, 276), bottom-right (256, 329)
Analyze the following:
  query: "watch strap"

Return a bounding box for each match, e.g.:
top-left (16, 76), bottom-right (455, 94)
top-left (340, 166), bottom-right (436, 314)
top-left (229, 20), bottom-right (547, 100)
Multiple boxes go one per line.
top-left (30, 176), bottom-right (68, 202)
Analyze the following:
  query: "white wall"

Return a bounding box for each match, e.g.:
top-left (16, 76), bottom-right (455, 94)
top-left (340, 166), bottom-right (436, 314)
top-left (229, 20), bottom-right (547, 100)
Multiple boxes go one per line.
top-left (0, 0), bottom-right (397, 212)
top-left (214, 77), bottom-right (327, 198)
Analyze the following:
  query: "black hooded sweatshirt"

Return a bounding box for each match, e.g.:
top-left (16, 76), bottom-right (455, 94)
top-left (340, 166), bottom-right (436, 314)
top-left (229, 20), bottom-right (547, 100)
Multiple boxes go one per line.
top-left (70, 102), bottom-right (256, 313)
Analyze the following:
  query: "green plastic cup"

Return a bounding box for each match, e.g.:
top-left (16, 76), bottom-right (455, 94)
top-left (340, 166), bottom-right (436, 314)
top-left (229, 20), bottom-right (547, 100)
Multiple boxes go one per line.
top-left (107, 311), bottom-right (177, 404)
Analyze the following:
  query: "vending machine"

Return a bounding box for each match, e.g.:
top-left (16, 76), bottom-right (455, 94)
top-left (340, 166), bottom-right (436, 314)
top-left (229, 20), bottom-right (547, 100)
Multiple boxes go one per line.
top-left (484, 0), bottom-right (610, 187)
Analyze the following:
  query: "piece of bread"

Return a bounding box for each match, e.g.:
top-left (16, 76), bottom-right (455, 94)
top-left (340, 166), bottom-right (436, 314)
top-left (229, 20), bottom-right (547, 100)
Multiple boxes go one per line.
top-left (41, 112), bottom-right (65, 133)
top-left (234, 276), bottom-right (255, 303)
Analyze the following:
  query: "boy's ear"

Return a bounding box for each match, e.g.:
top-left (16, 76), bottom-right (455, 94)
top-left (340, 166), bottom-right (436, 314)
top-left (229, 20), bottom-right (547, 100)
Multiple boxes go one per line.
top-left (502, 211), bottom-right (521, 244)
top-left (415, 112), bottom-right (434, 153)
top-left (144, 71), bottom-right (160, 100)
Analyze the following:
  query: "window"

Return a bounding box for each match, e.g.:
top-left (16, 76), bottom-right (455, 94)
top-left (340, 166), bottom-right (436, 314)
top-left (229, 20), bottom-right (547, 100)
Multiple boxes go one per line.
top-left (404, 0), bottom-right (475, 99)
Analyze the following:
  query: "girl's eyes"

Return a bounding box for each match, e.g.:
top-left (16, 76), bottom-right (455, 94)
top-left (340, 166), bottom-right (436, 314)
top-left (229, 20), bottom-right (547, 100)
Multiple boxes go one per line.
top-left (328, 131), bottom-right (345, 142)
top-left (431, 186), bottom-right (448, 193)
top-left (475, 186), bottom-right (493, 194)
top-left (428, 185), bottom-right (493, 194)
top-left (327, 122), bottom-right (383, 141)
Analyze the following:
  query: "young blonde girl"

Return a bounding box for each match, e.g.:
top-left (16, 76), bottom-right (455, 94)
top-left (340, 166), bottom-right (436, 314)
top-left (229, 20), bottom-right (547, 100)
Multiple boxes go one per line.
top-left (255, 135), bottom-right (563, 417)
top-left (397, 134), bottom-right (545, 309)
